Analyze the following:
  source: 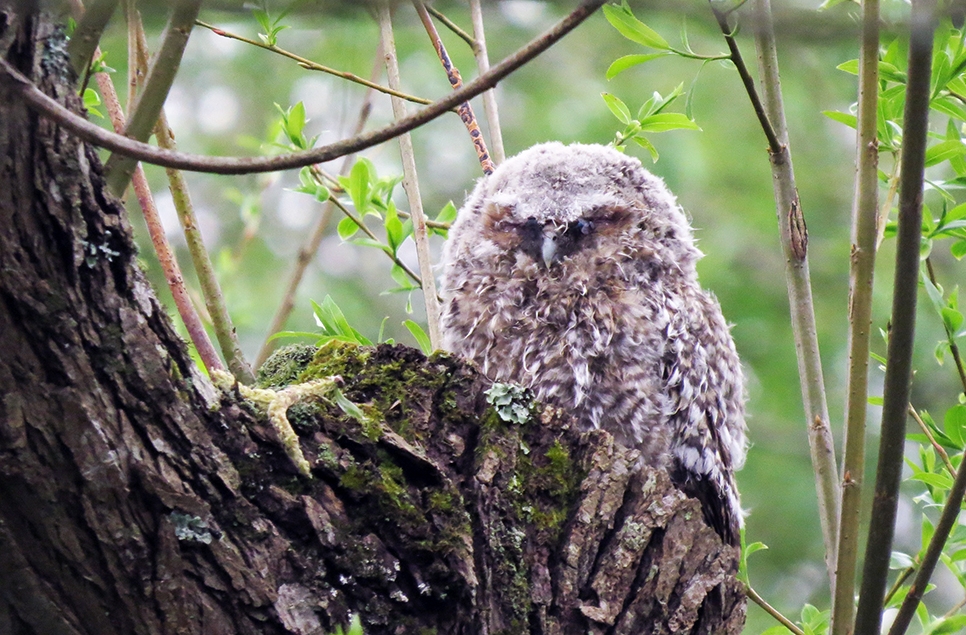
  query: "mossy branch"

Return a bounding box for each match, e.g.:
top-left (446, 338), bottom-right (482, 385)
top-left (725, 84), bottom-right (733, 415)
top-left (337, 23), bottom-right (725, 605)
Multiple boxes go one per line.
top-left (853, 2), bottom-right (935, 633)
top-left (831, 0), bottom-right (880, 631)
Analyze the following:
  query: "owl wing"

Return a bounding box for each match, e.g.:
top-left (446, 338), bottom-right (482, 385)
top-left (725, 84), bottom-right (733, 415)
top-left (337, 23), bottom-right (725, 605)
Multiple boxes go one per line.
top-left (662, 289), bottom-right (746, 546)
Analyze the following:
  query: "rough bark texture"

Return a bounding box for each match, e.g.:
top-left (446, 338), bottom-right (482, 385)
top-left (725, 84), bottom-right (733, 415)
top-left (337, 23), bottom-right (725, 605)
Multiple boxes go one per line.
top-left (0, 7), bottom-right (745, 635)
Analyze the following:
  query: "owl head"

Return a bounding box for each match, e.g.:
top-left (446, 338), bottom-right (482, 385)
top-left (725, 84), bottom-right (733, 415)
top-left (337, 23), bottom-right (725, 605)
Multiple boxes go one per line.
top-left (441, 142), bottom-right (702, 287)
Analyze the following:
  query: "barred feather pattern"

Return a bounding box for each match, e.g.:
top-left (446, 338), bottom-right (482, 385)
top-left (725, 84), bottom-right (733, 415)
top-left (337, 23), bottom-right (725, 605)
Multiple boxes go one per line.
top-left (439, 142), bottom-right (747, 544)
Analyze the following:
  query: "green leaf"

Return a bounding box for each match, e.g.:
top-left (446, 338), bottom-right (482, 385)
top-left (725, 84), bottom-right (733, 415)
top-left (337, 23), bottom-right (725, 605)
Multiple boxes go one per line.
top-left (605, 53), bottom-right (669, 79)
top-left (312, 296), bottom-right (372, 345)
top-left (331, 387), bottom-right (368, 423)
top-left (288, 102), bottom-right (306, 142)
top-left (602, 2), bottom-right (669, 50)
top-left (942, 307), bottom-right (964, 334)
top-left (403, 320), bottom-right (433, 354)
top-left (347, 159), bottom-right (373, 215)
top-left (868, 396), bottom-right (884, 406)
top-left (952, 239), bottom-right (966, 259)
top-left (384, 204), bottom-right (404, 254)
top-left (835, 59), bottom-right (859, 75)
top-left (911, 471), bottom-right (954, 489)
top-left (925, 139), bottom-right (966, 167)
top-left (823, 110), bottom-right (858, 129)
top-left (631, 135), bottom-right (659, 161)
top-left (601, 92), bottom-right (632, 125)
top-left (435, 201), bottom-right (457, 225)
top-left (338, 216), bottom-right (360, 240)
top-left (945, 405), bottom-right (966, 448)
top-left (82, 88), bottom-right (103, 118)
top-left (638, 113), bottom-right (700, 133)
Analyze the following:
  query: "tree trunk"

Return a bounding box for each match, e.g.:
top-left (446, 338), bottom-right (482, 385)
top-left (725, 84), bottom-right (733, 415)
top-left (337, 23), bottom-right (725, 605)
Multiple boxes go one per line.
top-left (0, 7), bottom-right (745, 634)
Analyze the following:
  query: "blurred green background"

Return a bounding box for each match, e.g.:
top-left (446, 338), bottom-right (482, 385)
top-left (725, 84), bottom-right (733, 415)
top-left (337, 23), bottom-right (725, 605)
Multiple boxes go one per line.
top-left (91, 1), bottom-right (966, 631)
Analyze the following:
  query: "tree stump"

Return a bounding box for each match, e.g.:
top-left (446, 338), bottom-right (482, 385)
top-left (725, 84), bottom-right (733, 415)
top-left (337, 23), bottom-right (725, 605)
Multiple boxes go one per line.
top-left (0, 7), bottom-right (745, 634)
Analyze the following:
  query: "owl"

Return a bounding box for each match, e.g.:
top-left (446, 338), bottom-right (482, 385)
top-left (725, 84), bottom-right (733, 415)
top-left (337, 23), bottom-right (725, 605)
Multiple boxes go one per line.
top-left (439, 142), bottom-right (747, 545)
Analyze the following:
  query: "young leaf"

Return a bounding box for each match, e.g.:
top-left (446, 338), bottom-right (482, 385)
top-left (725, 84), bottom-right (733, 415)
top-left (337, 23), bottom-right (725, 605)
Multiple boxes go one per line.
top-left (338, 216), bottom-right (361, 240)
top-left (638, 113), bottom-right (700, 133)
top-left (403, 320), bottom-right (433, 354)
top-left (602, 2), bottom-right (669, 50)
top-left (601, 93), bottom-right (632, 125)
top-left (605, 53), bottom-right (668, 79)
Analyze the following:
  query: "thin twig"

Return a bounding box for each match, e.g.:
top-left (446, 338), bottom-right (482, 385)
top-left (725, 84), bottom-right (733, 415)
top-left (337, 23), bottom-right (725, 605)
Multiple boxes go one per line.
top-left (909, 404), bottom-right (956, 475)
top-left (380, 4), bottom-right (442, 349)
top-left (425, 4), bottom-right (477, 51)
top-left (93, 66), bottom-right (224, 376)
top-left (710, 5), bottom-right (782, 153)
top-left (67, 0), bottom-right (119, 76)
top-left (831, 0), bottom-right (880, 631)
top-left (128, 14), bottom-right (253, 383)
top-left (329, 197), bottom-right (424, 290)
top-left (854, 2), bottom-right (936, 633)
top-left (194, 20), bottom-right (436, 108)
top-left (744, 0), bottom-right (841, 583)
top-left (744, 584), bottom-right (806, 635)
top-left (0, 1), bottom-right (608, 174)
top-left (254, 49), bottom-right (384, 368)
top-left (104, 0), bottom-right (202, 196)
top-left (889, 441), bottom-right (966, 635)
top-left (884, 565), bottom-right (916, 605)
top-left (925, 258), bottom-right (966, 394)
top-left (469, 0), bottom-right (505, 164)
top-left (413, 0), bottom-right (494, 175)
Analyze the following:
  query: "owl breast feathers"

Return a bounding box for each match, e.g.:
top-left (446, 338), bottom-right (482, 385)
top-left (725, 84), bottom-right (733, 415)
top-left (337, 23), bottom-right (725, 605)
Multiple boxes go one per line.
top-left (439, 142), bottom-right (747, 545)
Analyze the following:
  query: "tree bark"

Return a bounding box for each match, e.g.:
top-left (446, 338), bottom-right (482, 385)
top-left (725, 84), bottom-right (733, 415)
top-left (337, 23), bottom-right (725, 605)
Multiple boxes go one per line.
top-left (0, 7), bottom-right (745, 634)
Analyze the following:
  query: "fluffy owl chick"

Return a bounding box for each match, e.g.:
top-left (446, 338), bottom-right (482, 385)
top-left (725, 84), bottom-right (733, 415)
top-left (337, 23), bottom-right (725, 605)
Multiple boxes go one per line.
top-left (439, 142), bottom-right (747, 545)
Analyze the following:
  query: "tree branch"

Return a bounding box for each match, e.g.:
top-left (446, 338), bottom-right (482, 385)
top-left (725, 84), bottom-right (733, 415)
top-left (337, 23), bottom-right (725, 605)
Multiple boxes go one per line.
top-left (414, 0), bottom-right (494, 175)
top-left (379, 4), bottom-right (441, 349)
top-left (0, 0), bottom-right (607, 175)
top-left (103, 0), bottom-right (202, 196)
top-left (853, 2), bottom-right (936, 633)
top-left (469, 0), bottom-right (505, 164)
top-left (832, 0), bottom-right (880, 631)
top-left (66, 0), bottom-right (118, 75)
top-left (745, 0), bottom-right (841, 583)
top-left (194, 19), bottom-right (436, 108)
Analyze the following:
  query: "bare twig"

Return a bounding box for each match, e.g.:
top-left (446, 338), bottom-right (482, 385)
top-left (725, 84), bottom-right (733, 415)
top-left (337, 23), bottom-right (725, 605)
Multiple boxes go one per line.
top-left (469, 0), bottom-right (505, 164)
top-left (743, 0), bottom-right (841, 582)
top-left (93, 67), bottom-right (224, 376)
top-left (330, 197), bottom-right (424, 290)
top-left (104, 0), bottom-right (202, 196)
top-left (414, 0), bottom-right (494, 175)
top-left (710, 6), bottom-right (781, 153)
top-left (831, 0), bottom-right (880, 631)
top-left (0, 0), bottom-right (608, 174)
top-left (744, 584), bottom-right (806, 635)
top-left (888, 446), bottom-right (966, 635)
top-left (127, 14), bottom-right (253, 383)
top-left (194, 20), bottom-right (436, 108)
top-left (380, 4), bottom-right (441, 349)
top-left (425, 4), bottom-right (477, 51)
top-left (67, 0), bottom-right (118, 75)
top-left (854, 2), bottom-right (936, 633)
top-left (254, 49), bottom-right (384, 368)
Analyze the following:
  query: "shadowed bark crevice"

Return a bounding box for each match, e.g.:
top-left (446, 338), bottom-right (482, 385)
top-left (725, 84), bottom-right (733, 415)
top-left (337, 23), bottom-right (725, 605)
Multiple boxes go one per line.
top-left (0, 7), bottom-right (745, 635)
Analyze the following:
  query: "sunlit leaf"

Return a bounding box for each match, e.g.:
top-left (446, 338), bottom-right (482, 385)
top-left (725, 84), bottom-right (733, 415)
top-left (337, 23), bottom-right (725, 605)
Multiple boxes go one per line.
top-left (605, 53), bottom-right (669, 79)
top-left (403, 320), bottom-right (433, 354)
top-left (602, 2), bottom-right (669, 50)
top-left (601, 92), bottom-right (632, 124)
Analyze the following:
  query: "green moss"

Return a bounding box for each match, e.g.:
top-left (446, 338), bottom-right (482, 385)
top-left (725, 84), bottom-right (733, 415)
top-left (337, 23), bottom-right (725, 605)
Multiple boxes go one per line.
top-left (298, 340), bottom-right (370, 382)
top-left (256, 343), bottom-right (319, 388)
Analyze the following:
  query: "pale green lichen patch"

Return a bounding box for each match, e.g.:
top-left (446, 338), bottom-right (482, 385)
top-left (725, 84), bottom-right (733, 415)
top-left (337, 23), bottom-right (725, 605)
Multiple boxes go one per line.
top-left (257, 343), bottom-right (318, 388)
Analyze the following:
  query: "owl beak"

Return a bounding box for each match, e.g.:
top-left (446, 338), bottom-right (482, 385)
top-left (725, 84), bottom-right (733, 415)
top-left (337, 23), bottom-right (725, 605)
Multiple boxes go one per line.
top-left (541, 234), bottom-right (558, 267)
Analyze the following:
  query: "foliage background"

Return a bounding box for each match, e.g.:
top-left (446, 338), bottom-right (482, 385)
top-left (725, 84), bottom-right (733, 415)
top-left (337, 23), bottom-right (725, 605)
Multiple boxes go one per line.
top-left (90, 1), bottom-right (965, 631)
